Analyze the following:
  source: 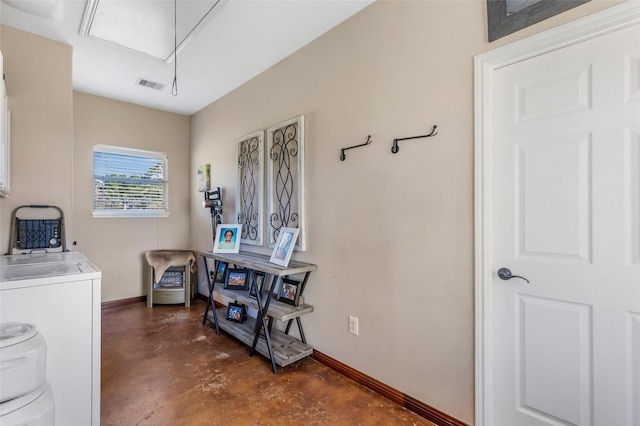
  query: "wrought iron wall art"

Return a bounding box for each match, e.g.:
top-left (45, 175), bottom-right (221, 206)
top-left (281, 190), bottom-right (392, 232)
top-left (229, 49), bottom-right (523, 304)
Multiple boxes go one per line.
top-left (340, 135), bottom-right (372, 161)
top-left (236, 130), bottom-right (264, 246)
top-left (391, 125), bottom-right (438, 154)
top-left (267, 115), bottom-right (305, 251)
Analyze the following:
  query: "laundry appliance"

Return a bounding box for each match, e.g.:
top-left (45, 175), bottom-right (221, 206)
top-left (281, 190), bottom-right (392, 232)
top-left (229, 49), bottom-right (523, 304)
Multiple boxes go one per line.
top-left (0, 251), bottom-right (101, 426)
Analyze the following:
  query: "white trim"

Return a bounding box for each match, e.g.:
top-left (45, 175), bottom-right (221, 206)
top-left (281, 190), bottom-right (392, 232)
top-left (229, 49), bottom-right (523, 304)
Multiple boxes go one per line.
top-left (474, 2), bottom-right (640, 425)
top-left (92, 210), bottom-right (170, 218)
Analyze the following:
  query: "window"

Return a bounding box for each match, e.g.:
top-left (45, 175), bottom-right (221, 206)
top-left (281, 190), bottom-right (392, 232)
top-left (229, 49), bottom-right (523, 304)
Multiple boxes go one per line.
top-left (93, 145), bottom-right (169, 218)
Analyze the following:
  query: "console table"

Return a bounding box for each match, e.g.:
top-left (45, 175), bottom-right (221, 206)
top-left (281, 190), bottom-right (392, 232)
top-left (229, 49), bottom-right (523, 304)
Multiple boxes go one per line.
top-left (200, 251), bottom-right (317, 373)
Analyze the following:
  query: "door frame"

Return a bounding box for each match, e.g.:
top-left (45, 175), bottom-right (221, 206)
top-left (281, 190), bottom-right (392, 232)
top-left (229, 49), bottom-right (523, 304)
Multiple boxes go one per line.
top-left (473, 2), bottom-right (640, 425)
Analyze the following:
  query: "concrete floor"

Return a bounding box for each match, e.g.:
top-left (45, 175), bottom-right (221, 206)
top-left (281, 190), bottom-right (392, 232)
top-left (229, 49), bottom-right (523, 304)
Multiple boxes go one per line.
top-left (101, 299), bottom-right (435, 425)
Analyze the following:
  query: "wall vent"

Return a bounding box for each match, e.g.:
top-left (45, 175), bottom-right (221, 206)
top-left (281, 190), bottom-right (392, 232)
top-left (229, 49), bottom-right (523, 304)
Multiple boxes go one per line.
top-left (136, 78), bottom-right (166, 91)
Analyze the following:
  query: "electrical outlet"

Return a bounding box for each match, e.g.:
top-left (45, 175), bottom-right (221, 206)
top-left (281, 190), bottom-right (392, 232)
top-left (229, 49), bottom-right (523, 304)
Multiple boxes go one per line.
top-left (348, 316), bottom-right (359, 336)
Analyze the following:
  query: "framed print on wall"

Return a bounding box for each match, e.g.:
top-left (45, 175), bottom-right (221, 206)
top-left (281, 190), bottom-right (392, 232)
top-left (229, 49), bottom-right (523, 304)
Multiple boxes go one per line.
top-left (197, 164), bottom-right (210, 192)
top-left (267, 115), bottom-right (305, 251)
top-left (487, 0), bottom-right (591, 42)
top-left (213, 224), bottom-right (242, 254)
top-left (236, 130), bottom-right (264, 247)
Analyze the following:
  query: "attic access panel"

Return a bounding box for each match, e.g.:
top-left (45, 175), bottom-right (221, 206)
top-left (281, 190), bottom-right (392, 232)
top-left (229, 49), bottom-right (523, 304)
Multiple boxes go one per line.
top-left (80, 0), bottom-right (221, 62)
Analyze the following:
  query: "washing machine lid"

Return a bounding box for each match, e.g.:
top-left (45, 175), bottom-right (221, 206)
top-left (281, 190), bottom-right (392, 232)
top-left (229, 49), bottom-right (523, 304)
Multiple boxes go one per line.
top-left (0, 323), bottom-right (37, 348)
top-left (0, 252), bottom-right (101, 284)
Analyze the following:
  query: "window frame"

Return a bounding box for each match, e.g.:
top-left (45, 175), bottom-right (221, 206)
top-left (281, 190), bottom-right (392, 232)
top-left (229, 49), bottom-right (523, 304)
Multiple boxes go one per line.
top-left (92, 144), bottom-right (170, 218)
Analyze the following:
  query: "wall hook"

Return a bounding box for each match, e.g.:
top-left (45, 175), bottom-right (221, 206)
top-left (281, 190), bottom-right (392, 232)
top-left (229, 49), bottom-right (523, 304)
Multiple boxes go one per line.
top-left (391, 125), bottom-right (438, 154)
top-left (340, 135), bottom-right (372, 161)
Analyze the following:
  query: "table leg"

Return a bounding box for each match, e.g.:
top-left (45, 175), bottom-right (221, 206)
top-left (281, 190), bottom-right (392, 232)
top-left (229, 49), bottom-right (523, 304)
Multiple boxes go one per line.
top-left (250, 274), bottom-right (279, 373)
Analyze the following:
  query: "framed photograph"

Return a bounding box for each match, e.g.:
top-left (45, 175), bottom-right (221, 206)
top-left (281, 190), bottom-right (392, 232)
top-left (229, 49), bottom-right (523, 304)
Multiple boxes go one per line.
top-left (226, 302), bottom-right (246, 323)
top-left (224, 268), bottom-right (248, 291)
top-left (213, 261), bottom-right (227, 283)
top-left (269, 227), bottom-right (300, 267)
top-left (249, 271), bottom-right (266, 299)
top-left (277, 278), bottom-right (301, 306)
top-left (213, 224), bottom-right (242, 253)
top-left (487, 0), bottom-right (591, 42)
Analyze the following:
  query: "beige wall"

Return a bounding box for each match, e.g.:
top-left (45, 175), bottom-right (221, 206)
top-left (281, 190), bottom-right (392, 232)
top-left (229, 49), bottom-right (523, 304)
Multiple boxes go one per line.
top-left (0, 25), bottom-right (73, 254)
top-left (0, 0), bottom-right (625, 423)
top-left (189, 1), bottom-right (623, 423)
top-left (73, 92), bottom-right (191, 302)
top-left (0, 25), bottom-right (191, 303)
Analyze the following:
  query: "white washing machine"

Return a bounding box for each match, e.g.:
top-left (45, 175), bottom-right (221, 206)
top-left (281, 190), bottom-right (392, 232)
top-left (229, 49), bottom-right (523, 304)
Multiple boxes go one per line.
top-left (0, 252), bottom-right (101, 426)
top-left (0, 323), bottom-right (54, 425)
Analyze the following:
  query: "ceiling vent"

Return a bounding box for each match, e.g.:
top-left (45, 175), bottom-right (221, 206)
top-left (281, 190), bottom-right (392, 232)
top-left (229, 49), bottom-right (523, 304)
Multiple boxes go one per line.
top-left (136, 78), bottom-right (166, 91)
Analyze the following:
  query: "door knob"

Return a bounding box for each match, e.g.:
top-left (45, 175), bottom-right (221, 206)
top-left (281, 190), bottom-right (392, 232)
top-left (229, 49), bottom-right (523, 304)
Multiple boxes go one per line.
top-left (497, 268), bottom-right (530, 283)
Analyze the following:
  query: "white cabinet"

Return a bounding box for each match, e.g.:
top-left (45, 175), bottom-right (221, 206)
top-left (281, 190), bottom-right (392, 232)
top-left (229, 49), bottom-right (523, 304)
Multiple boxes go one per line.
top-left (0, 50), bottom-right (10, 197)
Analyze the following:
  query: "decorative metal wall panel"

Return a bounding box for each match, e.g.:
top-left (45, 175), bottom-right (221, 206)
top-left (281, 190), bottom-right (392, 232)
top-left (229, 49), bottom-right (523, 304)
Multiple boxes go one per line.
top-left (236, 130), bottom-right (264, 246)
top-left (267, 115), bottom-right (305, 251)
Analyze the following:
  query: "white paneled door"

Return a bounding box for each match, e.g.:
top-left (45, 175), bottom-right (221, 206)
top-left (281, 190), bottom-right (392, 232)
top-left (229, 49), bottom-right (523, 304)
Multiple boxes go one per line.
top-left (482, 12), bottom-right (640, 426)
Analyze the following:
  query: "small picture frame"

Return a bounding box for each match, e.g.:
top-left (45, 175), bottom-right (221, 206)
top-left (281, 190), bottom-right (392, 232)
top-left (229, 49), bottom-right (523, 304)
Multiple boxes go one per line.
top-left (213, 262), bottom-right (227, 283)
top-left (224, 268), bottom-right (248, 291)
top-left (277, 278), bottom-right (301, 306)
top-left (226, 302), bottom-right (246, 323)
top-left (213, 224), bottom-right (242, 253)
top-left (249, 271), bottom-right (266, 299)
top-left (269, 227), bottom-right (300, 267)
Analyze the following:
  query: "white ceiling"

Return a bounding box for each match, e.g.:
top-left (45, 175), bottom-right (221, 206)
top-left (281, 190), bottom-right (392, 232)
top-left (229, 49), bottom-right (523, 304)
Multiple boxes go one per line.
top-left (0, 0), bottom-right (373, 115)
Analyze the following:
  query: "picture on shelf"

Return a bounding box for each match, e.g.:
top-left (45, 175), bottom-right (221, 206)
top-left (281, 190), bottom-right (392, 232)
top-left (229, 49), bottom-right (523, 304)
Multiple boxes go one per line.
top-left (213, 262), bottom-right (227, 283)
top-left (224, 268), bottom-right (249, 290)
top-left (249, 271), bottom-right (266, 299)
top-left (226, 302), bottom-right (246, 323)
top-left (213, 224), bottom-right (242, 254)
top-left (277, 278), bottom-right (301, 306)
top-left (269, 227), bottom-right (300, 267)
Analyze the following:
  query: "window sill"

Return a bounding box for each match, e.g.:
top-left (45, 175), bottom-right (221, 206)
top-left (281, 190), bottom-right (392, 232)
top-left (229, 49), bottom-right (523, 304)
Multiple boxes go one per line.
top-left (92, 210), bottom-right (170, 219)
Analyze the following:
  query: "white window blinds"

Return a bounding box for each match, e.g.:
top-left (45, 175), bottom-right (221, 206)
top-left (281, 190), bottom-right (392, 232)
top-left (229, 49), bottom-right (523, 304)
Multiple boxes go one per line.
top-left (93, 145), bottom-right (169, 218)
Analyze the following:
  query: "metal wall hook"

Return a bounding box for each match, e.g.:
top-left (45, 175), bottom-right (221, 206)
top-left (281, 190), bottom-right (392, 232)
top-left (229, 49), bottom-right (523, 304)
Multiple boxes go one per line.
top-left (391, 125), bottom-right (438, 154)
top-left (340, 135), bottom-right (372, 161)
